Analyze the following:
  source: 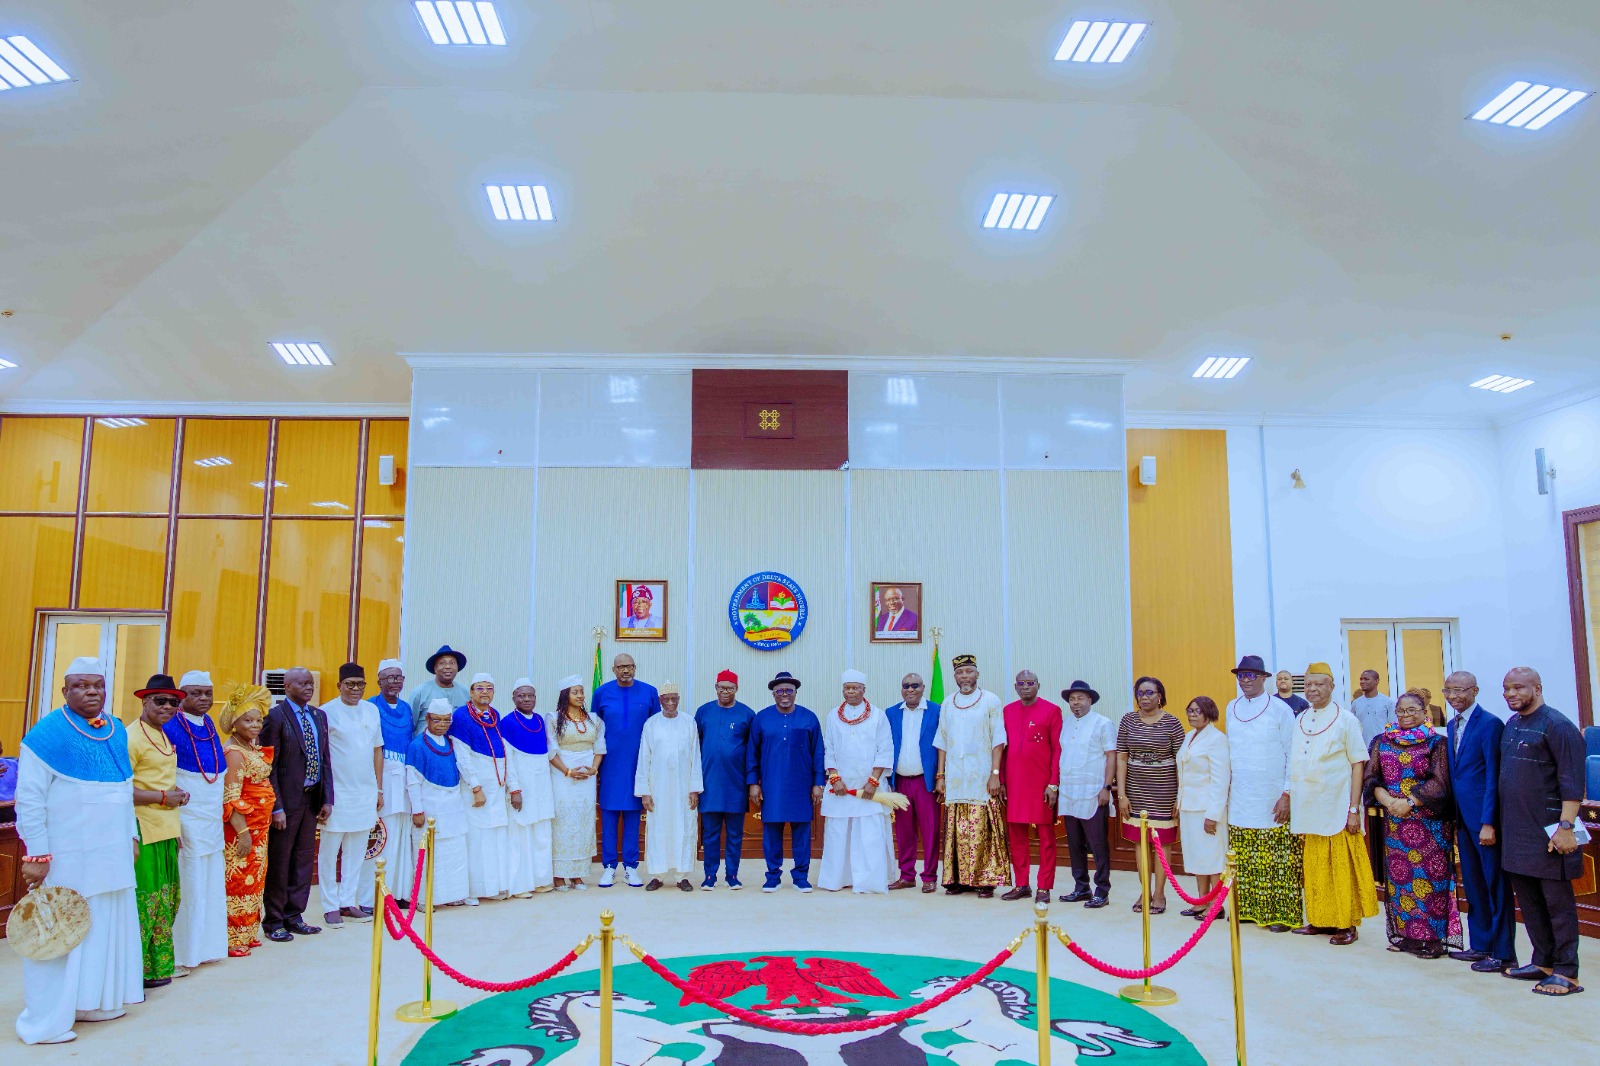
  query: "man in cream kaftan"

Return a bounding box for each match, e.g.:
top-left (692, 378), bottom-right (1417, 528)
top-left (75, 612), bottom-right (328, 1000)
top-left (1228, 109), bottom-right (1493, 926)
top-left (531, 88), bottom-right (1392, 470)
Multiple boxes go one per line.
top-left (503, 679), bottom-right (556, 895)
top-left (634, 685), bottom-right (704, 890)
top-left (934, 655), bottom-right (1010, 896)
top-left (166, 669), bottom-right (229, 968)
top-left (819, 671), bottom-right (897, 894)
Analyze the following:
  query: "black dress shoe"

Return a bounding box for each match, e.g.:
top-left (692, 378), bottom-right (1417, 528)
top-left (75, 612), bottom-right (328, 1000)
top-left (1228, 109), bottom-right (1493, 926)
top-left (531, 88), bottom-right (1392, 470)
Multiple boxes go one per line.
top-left (1503, 964), bottom-right (1545, 981)
top-left (1265, 924), bottom-right (1292, 933)
top-left (285, 918), bottom-right (322, 936)
top-left (1000, 886), bottom-right (1032, 901)
top-left (266, 928), bottom-right (294, 943)
top-left (1449, 949), bottom-right (1489, 962)
top-left (1084, 895), bottom-right (1110, 909)
top-left (1471, 957), bottom-right (1510, 973)
top-left (1059, 889), bottom-right (1092, 903)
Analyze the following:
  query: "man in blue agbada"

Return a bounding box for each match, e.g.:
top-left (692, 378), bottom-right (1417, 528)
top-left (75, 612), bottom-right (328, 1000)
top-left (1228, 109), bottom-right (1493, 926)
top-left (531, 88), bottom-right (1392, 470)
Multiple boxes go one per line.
top-left (695, 668), bottom-right (756, 890)
top-left (748, 671), bottom-right (825, 894)
top-left (592, 652), bottom-right (661, 888)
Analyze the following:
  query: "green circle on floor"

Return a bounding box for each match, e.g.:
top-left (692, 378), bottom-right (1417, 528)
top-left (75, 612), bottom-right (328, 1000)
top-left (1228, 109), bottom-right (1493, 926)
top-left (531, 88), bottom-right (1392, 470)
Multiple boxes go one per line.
top-left (402, 949), bottom-right (1204, 1064)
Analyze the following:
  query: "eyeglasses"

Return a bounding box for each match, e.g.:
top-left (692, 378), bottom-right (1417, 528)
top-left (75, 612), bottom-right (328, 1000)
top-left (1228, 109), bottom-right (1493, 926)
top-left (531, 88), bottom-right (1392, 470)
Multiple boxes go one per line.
top-left (902, 683), bottom-right (923, 689)
top-left (150, 696), bottom-right (182, 707)
top-left (1236, 672), bottom-right (1262, 681)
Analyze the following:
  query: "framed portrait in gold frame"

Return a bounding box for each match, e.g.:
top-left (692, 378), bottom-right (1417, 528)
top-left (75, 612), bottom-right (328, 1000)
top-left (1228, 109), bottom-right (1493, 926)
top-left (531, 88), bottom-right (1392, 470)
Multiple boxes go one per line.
top-left (616, 580), bottom-right (668, 641)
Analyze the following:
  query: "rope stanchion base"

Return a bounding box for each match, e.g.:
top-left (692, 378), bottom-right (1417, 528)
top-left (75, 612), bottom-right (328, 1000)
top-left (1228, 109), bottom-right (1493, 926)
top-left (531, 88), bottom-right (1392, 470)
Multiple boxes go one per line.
top-left (394, 998), bottom-right (458, 1023)
top-left (1118, 979), bottom-right (1178, 1007)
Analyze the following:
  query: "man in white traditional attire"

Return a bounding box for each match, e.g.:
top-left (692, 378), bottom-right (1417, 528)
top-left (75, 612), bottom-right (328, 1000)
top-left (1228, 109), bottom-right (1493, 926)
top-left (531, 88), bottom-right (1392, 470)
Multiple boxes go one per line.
top-left (406, 701), bottom-right (474, 906)
top-left (820, 670), bottom-right (896, 894)
top-left (934, 654), bottom-right (1009, 898)
top-left (165, 669), bottom-right (228, 969)
top-left (635, 683), bottom-right (703, 892)
top-left (448, 673), bottom-right (520, 903)
top-left (1223, 655), bottom-right (1303, 931)
top-left (318, 663), bottom-right (383, 926)
top-left (504, 678), bottom-right (556, 896)
top-left (369, 659), bottom-right (415, 903)
top-left (16, 657), bottom-right (144, 1045)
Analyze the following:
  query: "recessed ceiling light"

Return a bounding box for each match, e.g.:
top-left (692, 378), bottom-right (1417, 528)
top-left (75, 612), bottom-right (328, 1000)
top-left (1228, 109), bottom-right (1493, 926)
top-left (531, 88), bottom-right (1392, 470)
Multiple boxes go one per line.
top-left (1468, 374), bottom-right (1535, 393)
top-left (194, 456), bottom-right (233, 468)
top-left (271, 342), bottom-right (333, 366)
top-left (0, 37), bottom-right (72, 91)
top-left (0, 357), bottom-right (17, 369)
top-left (1054, 20), bottom-right (1148, 64)
top-left (415, 2), bottom-right (506, 46)
top-left (96, 417), bottom-right (147, 428)
top-left (1470, 81), bottom-right (1588, 130)
top-left (981, 193), bottom-right (1054, 231)
top-left (1193, 356), bottom-right (1250, 380)
top-left (486, 184), bottom-right (554, 222)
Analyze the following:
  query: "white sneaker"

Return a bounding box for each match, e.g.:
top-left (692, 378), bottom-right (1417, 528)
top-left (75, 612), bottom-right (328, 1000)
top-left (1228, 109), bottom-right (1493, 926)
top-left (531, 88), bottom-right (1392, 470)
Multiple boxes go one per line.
top-left (172, 965), bottom-right (192, 979)
top-left (598, 867), bottom-right (616, 888)
top-left (463, 897), bottom-right (480, 907)
top-left (624, 867), bottom-right (644, 888)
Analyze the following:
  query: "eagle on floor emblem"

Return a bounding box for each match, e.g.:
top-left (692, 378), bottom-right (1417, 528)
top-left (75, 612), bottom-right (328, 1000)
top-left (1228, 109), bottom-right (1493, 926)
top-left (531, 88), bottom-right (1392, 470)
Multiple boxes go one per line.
top-left (683, 955), bottom-right (898, 1011)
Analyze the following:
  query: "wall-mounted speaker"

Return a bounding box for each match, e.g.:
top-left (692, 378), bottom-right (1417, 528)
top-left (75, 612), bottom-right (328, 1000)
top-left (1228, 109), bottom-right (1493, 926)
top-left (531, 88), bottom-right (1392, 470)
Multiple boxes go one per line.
top-left (1138, 455), bottom-right (1157, 486)
top-left (378, 454), bottom-right (397, 487)
top-left (1535, 447), bottom-right (1554, 496)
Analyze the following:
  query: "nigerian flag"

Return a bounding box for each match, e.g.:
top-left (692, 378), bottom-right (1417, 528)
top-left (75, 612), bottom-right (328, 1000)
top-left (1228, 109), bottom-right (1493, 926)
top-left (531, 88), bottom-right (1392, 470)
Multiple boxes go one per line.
top-left (929, 642), bottom-right (944, 706)
top-left (592, 639), bottom-right (603, 695)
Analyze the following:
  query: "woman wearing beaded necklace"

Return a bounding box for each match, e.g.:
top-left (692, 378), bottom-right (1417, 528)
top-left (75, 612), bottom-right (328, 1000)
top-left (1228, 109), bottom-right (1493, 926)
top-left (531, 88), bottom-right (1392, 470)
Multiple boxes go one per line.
top-left (547, 678), bottom-right (606, 891)
top-left (219, 684), bottom-right (276, 958)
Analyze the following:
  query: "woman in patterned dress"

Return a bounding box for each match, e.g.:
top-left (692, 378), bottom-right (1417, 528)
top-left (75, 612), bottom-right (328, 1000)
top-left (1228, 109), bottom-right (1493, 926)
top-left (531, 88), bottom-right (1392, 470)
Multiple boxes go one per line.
top-left (1116, 676), bottom-right (1185, 914)
top-left (545, 678), bottom-right (607, 891)
top-left (1364, 691), bottom-right (1462, 958)
top-left (219, 684), bottom-right (276, 957)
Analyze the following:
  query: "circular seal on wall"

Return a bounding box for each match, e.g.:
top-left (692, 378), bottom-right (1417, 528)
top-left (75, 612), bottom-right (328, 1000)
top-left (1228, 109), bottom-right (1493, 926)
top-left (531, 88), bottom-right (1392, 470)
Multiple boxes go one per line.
top-left (728, 572), bottom-right (808, 650)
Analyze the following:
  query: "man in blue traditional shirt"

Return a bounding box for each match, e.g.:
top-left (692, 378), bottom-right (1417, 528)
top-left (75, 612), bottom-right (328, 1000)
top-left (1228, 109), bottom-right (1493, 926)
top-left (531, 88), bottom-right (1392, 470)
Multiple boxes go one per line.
top-left (695, 668), bottom-right (755, 890)
top-left (370, 659), bottom-right (416, 904)
top-left (748, 671), bottom-right (825, 894)
top-left (592, 653), bottom-right (660, 888)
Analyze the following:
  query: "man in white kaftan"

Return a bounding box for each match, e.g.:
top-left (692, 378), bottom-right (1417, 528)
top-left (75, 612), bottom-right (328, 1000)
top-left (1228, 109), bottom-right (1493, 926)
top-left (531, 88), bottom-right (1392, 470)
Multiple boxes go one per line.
top-left (504, 679), bottom-right (556, 896)
top-left (819, 671), bottom-right (897, 894)
top-left (167, 669), bottom-right (229, 967)
top-left (405, 701), bottom-right (474, 905)
top-left (934, 654), bottom-right (1010, 895)
top-left (449, 674), bottom-right (520, 902)
top-left (634, 684), bottom-right (703, 890)
top-left (318, 663), bottom-right (383, 925)
top-left (1223, 654), bottom-right (1303, 930)
top-left (16, 657), bottom-right (145, 1046)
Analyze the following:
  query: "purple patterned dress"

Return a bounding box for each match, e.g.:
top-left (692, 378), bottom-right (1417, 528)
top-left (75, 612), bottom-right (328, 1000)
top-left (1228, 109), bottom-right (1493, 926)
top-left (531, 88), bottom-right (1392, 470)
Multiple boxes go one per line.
top-left (1363, 727), bottom-right (1463, 952)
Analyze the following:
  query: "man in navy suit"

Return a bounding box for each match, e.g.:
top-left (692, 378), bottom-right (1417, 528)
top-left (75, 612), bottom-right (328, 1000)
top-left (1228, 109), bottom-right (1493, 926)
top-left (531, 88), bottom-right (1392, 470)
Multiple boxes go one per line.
top-left (886, 672), bottom-right (941, 892)
top-left (261, 667), bottom-right (335, 942)
top-left (1444, 671), bottom-right (1517, 972)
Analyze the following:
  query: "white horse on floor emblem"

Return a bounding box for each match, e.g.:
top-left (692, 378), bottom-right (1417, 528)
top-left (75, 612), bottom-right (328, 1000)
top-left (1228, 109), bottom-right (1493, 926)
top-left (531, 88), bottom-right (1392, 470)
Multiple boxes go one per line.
top-left (520, 988), bottom-right (723, 1065)
top-left (900, 977), bottom-right (1169, 1063)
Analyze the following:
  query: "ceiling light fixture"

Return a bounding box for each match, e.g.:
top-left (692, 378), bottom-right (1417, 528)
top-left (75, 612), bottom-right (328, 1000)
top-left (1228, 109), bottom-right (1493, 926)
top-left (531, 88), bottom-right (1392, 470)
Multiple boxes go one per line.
top-left (1470, 81), bottom-right (1589, 130)
top-left (1468, 374), bottom-right (1535, 393)
top-left (1054, 20), bottom-right (1148, 63)
top-left (414, 2), bottom-right (506, 46)
top-left (96, 417), bottom-right (147, 428)
top-left (0, 36), bottom-right (72, 91)
top-left (486, 184), bottom-right (554, 222)
top-left (271, 342), bottom-right (333, 366)
top-left (1192, 356), bottom-right (1250, 379)
top-left (193, 456), bottom-right (233, 468)
top-left (0, 357), bottom-right (17, 369)
top-left (981, 193), bottom-right (1054, 231)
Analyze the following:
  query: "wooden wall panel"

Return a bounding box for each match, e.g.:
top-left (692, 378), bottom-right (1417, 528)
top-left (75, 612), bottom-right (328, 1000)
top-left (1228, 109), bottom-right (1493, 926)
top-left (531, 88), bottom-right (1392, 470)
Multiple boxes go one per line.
top-left (0, 417), bottom-right (83, 513)
top-left (179, 420), bottom-right (269, 516)
top-left (357, 519), bottom-right (405, 670)
top-left (364, 420), bottom-right (408, 517)
top-left (0, 517), bottom-right (76, 751)
top-left (1346, 629), bottom-right (1391, 697)
top-left (691, 370), bottom-right (848, 470)
top-left (86, 419), bottom-right (175, 513)
top-left (273, 420), bottom-right (360, 516)
top-left (169, 518), bottom-right (261, 688)
top-left (79, 517), bottom-right (168, 610)
top-left (1126, 429), bottom-right (1237, 723)
top-left (264, 519), bottom-right (355, 686)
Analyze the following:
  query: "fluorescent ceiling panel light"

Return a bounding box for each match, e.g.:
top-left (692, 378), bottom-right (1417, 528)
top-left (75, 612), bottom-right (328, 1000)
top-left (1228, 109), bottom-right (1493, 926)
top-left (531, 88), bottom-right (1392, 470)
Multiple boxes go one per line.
top-left (96, 417), bottom-right (147, 428)
top-left (194, 456), bottom-right (232, 467)
top-left (415, 3), bottom-right (506, 46)
top-left (271, 341), bottom-right (333, 366)
top-left (486, 184), bottom-right (554, 221)
top-left (0, 357), bottom-right (17, 369)
top-left (982, 192), bottom-right (1055, 231)
top-left (1055, 20), bottom-right (1148, 63)
top-left (0, 36), bottom-right (72, 90)
top-left (1192, 356), bottom-right (1251, 379)
top-left (1470, 81), bottom-right (1589, 129)
top-left (1468, 374), bottom-right (1535, 393)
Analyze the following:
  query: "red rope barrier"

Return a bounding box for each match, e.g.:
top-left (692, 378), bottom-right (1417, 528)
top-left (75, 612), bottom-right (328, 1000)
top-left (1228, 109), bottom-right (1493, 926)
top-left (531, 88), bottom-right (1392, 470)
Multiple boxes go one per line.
top-left (402, 847), bottom-right (425, 923)
top-left (1059, 882), bottom-right (1229, 979)
top-left (381, 896), bottom-right (589, 992)
top-left (632, 941), bottom-right (1022, 1035)
top-left (1148, 834), bottom-right (1227, 907)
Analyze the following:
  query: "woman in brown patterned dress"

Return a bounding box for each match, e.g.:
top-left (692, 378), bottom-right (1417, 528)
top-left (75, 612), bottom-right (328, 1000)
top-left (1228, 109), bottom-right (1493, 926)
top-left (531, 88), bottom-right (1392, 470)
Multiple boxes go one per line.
top-left (220, 684), bottom-right (276, 957)
top-left (1116, 676), bottom-right (1186, 914)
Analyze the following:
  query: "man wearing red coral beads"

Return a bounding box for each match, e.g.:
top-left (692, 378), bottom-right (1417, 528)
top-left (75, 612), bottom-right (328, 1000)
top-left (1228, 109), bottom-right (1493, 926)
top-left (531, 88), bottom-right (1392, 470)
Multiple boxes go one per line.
top-left (1001, 670), bottom-right (1062, 904)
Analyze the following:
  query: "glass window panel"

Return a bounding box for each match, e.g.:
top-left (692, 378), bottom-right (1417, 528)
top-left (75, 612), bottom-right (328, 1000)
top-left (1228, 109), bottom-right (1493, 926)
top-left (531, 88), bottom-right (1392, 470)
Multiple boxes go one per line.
top-left (364, 420), bottom-right (409, 516)
top-left (112, 622), bottom-right (166, 725)
top-left (87, 418), bottom-right (175, 513)
top-left (0, 416), bottom-right (83, 512)
top-left (1399, 627), bottom-right (1447, 716)
top-left (356, 519), bottom-right (404, 671)
top-left (1346, 628), bottom-right (1391, 697)
top-left (170, 518), bottom-right (262, 688)
top-left (273, 420), bottom-right (360, 516)
top-left (264, 518), bottom-right (353, 690)
top-left (0, 517), bottom-right (76, 749)
top-left (80, 517), bottom-right (169, 610)
top-left (179, 420), bottom-right (269, 516)
top-left (45, 622), bottom-right (104, 719)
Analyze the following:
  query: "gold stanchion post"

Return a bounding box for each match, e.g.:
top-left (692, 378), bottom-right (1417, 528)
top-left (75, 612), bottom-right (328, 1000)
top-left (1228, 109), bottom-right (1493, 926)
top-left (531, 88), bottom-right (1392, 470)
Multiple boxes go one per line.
top-left (599, 910), bottom-right (616, 1065)
top-left (1226, 849), bottom-right (1248, 1065)
top-left (1034, 898), bottom-right (1052, 1065)
top-left (1119, 811), bottom-right (1177, 1006)
top-left (367, 858), bottom-right (386, 1066)
top-left (397, 818), bottom-right (458, 1022)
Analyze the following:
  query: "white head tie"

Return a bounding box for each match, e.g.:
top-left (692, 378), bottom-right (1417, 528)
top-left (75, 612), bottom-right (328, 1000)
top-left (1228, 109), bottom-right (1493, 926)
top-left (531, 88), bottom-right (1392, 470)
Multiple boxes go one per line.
top-left (841, 669), bottom-right (867, 685)
top-left (378, 658), bottom-right (403, 673)
top-left (512, 677), bottom-right (535, 691)
top-left (470, 673), bottom-right (495, 687)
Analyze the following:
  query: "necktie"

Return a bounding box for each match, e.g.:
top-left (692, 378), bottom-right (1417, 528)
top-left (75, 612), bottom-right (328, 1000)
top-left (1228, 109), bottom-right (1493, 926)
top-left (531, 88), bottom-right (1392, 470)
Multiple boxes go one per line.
top-left (296, 705), bottom-right (321, 783)
top-left (1454, 712), bottom-right (1467, 754)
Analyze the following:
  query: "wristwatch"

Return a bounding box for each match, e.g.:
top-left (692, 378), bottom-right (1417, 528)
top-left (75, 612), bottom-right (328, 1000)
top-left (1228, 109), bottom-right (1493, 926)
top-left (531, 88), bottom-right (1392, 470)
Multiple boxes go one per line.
top-left (1347, 805), bottom-right (1359, 814)
top-left (1558, 820), bottom-right (1575, 830)
top-left (991, 769), bottom-right (1001, 776)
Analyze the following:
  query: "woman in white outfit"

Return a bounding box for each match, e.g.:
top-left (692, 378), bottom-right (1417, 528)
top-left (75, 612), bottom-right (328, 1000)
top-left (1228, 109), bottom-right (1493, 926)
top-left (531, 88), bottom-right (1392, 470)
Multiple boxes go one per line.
top-left (546, 677), bottom-right (606, 891)
top-left (1177, 696), bottom-right (1231, 917)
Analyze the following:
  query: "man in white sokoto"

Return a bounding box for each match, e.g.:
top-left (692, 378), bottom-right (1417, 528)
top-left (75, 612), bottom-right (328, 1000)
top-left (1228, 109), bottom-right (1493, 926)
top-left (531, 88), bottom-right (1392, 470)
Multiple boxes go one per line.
top-left (318, 663), bottom-right (384, 926)
top-left (820, 670), bottom-right (896, 894)
top-left (167, 669), bottom-right (229, 968)
top-left (634, 684), bottom-right (703, 892)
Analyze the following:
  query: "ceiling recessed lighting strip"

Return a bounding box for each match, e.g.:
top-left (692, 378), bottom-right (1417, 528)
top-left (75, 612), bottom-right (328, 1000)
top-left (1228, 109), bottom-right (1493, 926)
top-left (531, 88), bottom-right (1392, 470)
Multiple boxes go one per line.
top-left (271, 342), bottom-right (333, 366)
top-left (415, 2), bottom-right (506, 46)
top-left (0, 357), bottom-right (17, 369)
top-left (486, 184), bottom-right (554, 222)
top-left (1470, 81), bottom-right (1589, 130)
top-left (1055, 20), bottom-right (1148, 64)
top-left (1468, 374), bottom-right (1535, 393)
top-left (1192, 356), bottom-right (1251, 379)
top-left (96, 417), bottom-right (148, 428)
top-left (0, 36), bottom-right (71, 90)
top-left (982, 192), bottom-right (1054, 231)
top-left (194, 456), bottom-right (233, 468)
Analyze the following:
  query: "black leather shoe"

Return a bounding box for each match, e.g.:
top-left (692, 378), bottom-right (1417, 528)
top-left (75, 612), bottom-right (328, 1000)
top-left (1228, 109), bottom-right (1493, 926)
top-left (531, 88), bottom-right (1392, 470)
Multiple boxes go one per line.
top-left (1472, 958), bottom-right (1512, 973)
top-left (1059, 888), bottom-right (1092, 903)
top-left (285, 918), bottom-right (321, 936)
top-left (266, 928), bottom-right (294, 943)
top-left (1083, 895), bottom-right (1110, 909)
top-left (1503, 964), bottom-right (1545, 981)
top-left (1449, 949), bottom-right (1489, 962)
top-left (1000, 886), bottom-right (1032, 901)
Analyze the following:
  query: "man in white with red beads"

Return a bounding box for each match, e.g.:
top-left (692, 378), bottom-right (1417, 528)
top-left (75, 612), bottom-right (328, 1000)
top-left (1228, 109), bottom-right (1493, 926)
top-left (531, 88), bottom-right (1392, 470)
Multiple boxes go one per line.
top-left (819, 670), bottom-right (896, 894)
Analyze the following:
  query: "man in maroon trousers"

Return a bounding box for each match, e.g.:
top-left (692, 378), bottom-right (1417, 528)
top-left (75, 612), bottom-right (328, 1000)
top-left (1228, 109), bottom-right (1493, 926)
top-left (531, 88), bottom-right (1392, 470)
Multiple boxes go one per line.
top-left (886, 673), bottom-right (941, 893)
top-left (1001, 670), bottom-right (1063, 904)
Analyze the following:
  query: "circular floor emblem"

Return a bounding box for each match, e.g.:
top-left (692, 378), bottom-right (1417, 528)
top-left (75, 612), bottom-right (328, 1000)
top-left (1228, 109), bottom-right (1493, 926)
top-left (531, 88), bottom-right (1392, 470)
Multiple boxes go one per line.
top-left (728, 572), bottom-right (808, 650)
top-left (405, 950), bottom-right (1203, 1064)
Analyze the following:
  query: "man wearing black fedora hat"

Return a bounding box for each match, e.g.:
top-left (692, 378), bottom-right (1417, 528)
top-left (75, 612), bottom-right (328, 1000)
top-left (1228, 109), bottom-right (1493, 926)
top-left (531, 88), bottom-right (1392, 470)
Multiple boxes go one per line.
top-left (748, 672), bottom-right (825, 893)
top-left (1056, 680), bottom-right (1116, 907)
top-left (408, 645), bottom-right (470, 735)
top-left (1224, 654), bottom-right (1302, 932)
top-left (128, 673), bottom-right (192, 988)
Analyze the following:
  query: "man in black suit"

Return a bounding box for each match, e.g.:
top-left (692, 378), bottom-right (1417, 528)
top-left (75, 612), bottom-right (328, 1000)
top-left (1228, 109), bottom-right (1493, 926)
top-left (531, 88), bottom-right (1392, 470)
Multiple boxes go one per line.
top-left (262, 667), bottom-right (334, 942)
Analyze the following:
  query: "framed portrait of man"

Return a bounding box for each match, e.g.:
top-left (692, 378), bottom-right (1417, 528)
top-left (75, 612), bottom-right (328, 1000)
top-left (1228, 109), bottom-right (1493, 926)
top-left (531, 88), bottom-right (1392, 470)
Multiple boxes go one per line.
top-left (616, 580), bottom-right (668, 641)
top-left (869, 582), bottom-right (922, 643)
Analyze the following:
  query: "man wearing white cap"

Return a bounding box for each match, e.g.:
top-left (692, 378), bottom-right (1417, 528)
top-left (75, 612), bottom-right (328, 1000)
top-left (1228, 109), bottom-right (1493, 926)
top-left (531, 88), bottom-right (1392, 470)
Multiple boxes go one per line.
top-left (406, 700), bottom-right (474, 906)
top-left (15, 657), bottom-right (144, 1045)
top-left (165, 669), bottom-right (228, 970)
top-left (318, 663), bottom-right (383, 927)
top-left (635, 683), bottom-right (703, 891)
top-left (368, 659), bottom-right (415, 899)
top-left (448, 673), bottom-right (520, 902)
top-left (819, 670), bottom-right (896, 894)
top-left (503, 678), bottom-right (556, 896)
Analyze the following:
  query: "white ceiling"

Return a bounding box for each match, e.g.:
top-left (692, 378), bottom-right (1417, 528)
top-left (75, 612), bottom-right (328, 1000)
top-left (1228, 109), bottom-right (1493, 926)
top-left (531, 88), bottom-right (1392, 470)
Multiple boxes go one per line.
top-left (1, 0), bottom-right (1596, 422)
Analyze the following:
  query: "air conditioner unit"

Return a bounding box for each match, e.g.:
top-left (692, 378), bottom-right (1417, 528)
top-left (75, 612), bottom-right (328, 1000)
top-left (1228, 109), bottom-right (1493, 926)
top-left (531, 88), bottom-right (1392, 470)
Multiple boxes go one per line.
top-left (261, 669), bottom-right (321, 706)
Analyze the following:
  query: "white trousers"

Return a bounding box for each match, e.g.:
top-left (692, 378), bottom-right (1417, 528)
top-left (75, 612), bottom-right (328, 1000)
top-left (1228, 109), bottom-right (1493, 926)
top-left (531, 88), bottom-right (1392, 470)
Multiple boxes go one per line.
top-left (379, 812), bottom-right (416, 897)
top-left (508, 819), bottom-right (554, 894)
top-left (172, 846), bottom-right (227, 968)
top-left (317, 829), bottom-right (376, 912)
top-left (429, 834), bottom-right (471, 905)
top-left (466, 825), bottom-right (512, 900)
top-left (16, 888), bottom-right (144, 1044)
top-left (818, 814), bottom-right (895, 894)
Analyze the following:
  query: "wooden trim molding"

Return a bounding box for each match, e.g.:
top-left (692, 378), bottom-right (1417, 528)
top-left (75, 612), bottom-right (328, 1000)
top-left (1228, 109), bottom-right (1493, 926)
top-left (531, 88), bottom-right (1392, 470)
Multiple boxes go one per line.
top-left (1563, 504), bottom-right (1600, 729)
